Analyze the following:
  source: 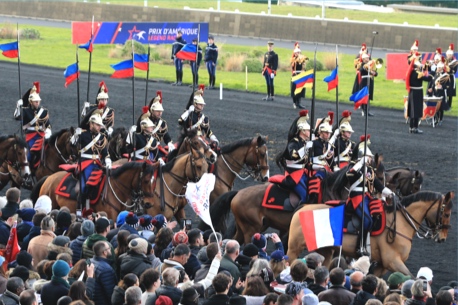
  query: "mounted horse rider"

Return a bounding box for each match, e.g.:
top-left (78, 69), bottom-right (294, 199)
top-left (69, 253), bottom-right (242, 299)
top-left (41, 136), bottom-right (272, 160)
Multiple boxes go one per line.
top-left (71, 113), bottom-right (111, 209)
top-left (129, 118), bottom-right (158, 164)
top-left (135, 90), bottom-right (175, 159)
top-left (333, 110), bottom-right (356, 170)
top-left (14, 82), bottom-right (51, 168)
top-left (80, 81), bottom-right (115, 137)
top-left (312, 112), bottom-right (337, 178)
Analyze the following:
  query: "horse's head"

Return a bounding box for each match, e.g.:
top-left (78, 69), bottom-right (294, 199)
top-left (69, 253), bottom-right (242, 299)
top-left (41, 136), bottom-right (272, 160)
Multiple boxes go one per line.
top-left (9, 135), bottom-right (31, 180)
top-left (432, 192), bottom-right (454, 243)
top-left (410, 170), bottom-right (424, 194)
top-left (249, 135), bottom-right (269, 182)
top-left (187, 138), bottom-right (210, 182)
top-left (373, 153), bottom-right (385, 187)
top-left (61, 128), bottom-right (79, 163)
top-left (108, 128), bottom-right (128, 161)
top-left (185, 134), bottom-right (217, 165)
top-left (386, 168), bottom-right (424, 197)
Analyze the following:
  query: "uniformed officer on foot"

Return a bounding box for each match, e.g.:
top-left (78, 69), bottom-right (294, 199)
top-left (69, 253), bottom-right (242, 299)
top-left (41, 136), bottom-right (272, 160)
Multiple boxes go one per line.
top-left (262, 41), bottom-right (278, 101)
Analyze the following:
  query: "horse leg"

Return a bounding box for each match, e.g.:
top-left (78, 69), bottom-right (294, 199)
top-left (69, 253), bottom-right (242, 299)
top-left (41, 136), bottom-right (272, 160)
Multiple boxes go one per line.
top-left (316, 247), bottom-right (335, 267)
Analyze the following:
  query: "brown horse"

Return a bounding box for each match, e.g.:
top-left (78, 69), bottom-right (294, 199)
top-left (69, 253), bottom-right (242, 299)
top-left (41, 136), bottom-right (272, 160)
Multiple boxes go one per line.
top-left (385, 167), bottom-right (424, 197)
top-left (34, 128), bottom-right (78, 181)
top-left (108, 127), bottom-right (129, 161)
top-left (0, 135), bottom-right (31, 190)
top-left (38, 137), bottom-right (209, 221)
top-left (286, 191), bottom-right (454, 276)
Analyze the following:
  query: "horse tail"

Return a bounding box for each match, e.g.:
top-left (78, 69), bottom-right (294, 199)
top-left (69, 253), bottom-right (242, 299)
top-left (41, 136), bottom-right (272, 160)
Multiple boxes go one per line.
top-left (197, 191), bottom-right (238, 232)
top-left (30, 176), bottom-right (48, 203)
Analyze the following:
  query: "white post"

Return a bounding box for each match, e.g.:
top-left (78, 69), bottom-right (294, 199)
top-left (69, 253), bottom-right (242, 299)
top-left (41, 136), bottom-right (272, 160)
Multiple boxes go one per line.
top-left (220, 83), bottom-right (223, 100)
top-left (322, 0), bottom-right (325, 18)
top-left (217, 0), bottom-right (220, 11)
top-left (144, 0), bottom-right (147, 7)
top-left (245, 66), bottom-right (248, 91)
top-left (268, 0), bottom-right (271, 15)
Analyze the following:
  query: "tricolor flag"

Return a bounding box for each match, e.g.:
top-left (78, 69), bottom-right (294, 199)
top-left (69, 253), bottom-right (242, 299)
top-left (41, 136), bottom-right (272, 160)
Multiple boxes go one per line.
top-left (349, 86), bottom-right (369, 110)
top-left (0, 41), bottom-right (19, 58)
top-left (292, 70), bottom-right (314, 95)
top-left (423, 101), bottom-right (438, 118)
top-left (134, 53), bottom-right (149, 71)
top-left (176, 44), bottom-right (197, 61)
top-left (110, 59), bottom-right (134, 78)
top-left (5, 221), bottom-right (20, 264)
top-left (323, 68), bottom-right (338, 92)
top-left (79, 37), bottom-right (93, 53)
top-left (63, 63), bottom-right (80, 88)
top-left (299, 205), bottom-right (345, 251)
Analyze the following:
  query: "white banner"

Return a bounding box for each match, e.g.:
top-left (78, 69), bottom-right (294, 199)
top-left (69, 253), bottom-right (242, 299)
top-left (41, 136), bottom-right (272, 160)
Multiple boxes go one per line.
top-left (185, 173), bottom-right (215, 227)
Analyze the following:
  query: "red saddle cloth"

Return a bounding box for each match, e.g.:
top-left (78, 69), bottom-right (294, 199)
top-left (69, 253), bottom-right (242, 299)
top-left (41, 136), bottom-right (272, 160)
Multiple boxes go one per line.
top-left (55, 170), bottom-right (106, 205)
top-left (339, 197), bottom-right (386, 237)
top-left (261, 183), bottom-right (291, 211)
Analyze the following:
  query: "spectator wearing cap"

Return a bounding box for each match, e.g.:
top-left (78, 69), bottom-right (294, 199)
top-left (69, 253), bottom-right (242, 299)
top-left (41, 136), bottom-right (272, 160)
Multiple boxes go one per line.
top-left (34, 195), bottom-right (52, 215)
top-left (350, 271), bottom-right (364, 294)
top-left (401, 280), bottom-right (415, 301)
top-left (119, 212), bottom-right (140, 235)
top-left (308, 266), bottom-right (329, 296)
top-left (9, 266), bottom-right (31, 290)
top-left (305, 253), bottom-right (325, 285)
top-left (54, 210), bottom-right (72, 236)
top-left (156, 268), bottom-right (183, 305)
top-left (106, 211), bottom-right (128, 242)
top-left (21, 212), bottom-right (46, 251)
top-left (82, 217), bottom-right (115, 266)
top-left (269, 250), bottom-right (289, 280)
top-left (90, 240), bottom-right (117, 305)
top-left (2, 187), bottom-right (20, 221)
top-left (349, 274), bottom-right (378, 305)
top-left (318, 268), bottom-right (355, 305)
top-left (417, 267), bottom-right (434, 287)
top-left (161, 231), bottom-right (189, 261)
top-left (161, 244), bottom-right (190, 279)
top-left (120, 238), bottom-right (152, 279)
top-left (220, 240), bottom-right (242, 288)
top-left (139, 215), bottom-right (154, 240)
top-left (203, 272), bottom-right (231, 305)
top-left (237, 243), bottom-right (259, 282)
top-left (40, 260), bottom-right (71, 305)
top-left (388, 272), bottom-right (411, 294)
top-left (184, 229), bottom-right (203, 280)
top-left (405, 279), bottom-right (433, 305)
top-left (349, 257), bottom-right (370, 276)
top-left (251, 232), bottom-right (285, 261)
top-left (47, 235), bottom-right (72, 261)
top-left (28, 216), bottom-right (56, 269)
top-left (285, 281), bottom-right (305, 305)
top-left (69, 219), bottom-right (94, 265)
top-left (303, 291), bottom-right (319, 305)
top-left (16, 208), bottom-right (35, 245)
top-left (0, 276), bottom-right (25, 305)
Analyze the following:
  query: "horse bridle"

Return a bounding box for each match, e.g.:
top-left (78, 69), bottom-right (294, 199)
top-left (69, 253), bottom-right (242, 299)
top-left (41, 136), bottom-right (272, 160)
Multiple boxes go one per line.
top-left (221, 140), bottom-right (269, 181)
top-left (53, 134), bottom-right (76, 164)
top-left (2, 142), bottom-right (30, 177)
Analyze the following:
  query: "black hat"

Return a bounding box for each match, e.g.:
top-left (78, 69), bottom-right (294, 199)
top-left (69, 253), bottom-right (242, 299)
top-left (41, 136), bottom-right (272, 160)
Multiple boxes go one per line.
top-left (10, 266), bottom-right (30, 283)
top-left (242, 243), bottom-right (258, 257)
top-left (208, 35), bottom-right (214, 40)
top-left (16, 251), bottom-right (33, 270)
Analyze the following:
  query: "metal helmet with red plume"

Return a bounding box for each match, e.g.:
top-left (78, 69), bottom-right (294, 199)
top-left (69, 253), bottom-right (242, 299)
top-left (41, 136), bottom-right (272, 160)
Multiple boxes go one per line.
top-left (96, 81), bottom-right (109, 102)
top-left (28, 82), bottom-right (41, 103)
top-left (150, 90), bottom-right (164, 112)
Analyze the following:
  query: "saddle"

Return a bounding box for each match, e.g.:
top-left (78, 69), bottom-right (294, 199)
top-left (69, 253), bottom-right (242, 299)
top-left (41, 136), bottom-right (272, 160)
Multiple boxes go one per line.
top-left (55, 167), bottom-right (106, 204)
top-left (262, 176), bottom-right (301, 212)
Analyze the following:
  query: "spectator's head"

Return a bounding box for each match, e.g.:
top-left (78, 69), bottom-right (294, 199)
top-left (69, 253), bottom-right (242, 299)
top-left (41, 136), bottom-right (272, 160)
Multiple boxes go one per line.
top-left (263, 293), bottom-right (278, 305)
top-left (187, 229), bottom-right (204, 247)
top-left (242, 274), bottom-right (269, 296)
top-left (19, 199), bottom-right (33, 210)
top-left (242, 243), bottom-right (259, 259)
top-left (302, 292), bottom-right (319, 305)
top-left (365, 300), bottom-right (382, 305)
top-left (17, 208), bottom-right (35, 222)
top-left (6, 187), bottom-right (20, 202)
top-left (209, 232), bottom-right (222, 244)
top-left (162, 268), bottom-right (179, 287)
top-left (314, 266), bottom-right (330, 286)
top-left (329, 267), bottom-right (346, 286)
top-left (411, 279), bottom-right (427, 300)
top-left (52, 235), bottom-right (70, 248)
top-left (362, 275), bottom-right (379, 295)
top-left (388, 272), bottom-right (411, 290)
top-left (7, 276), bottom-right (25, 296)
top-left (56, 210), bottom-right (72, 230)
top-left (401, 280), bottom-right (415, 299)
top-left (156, 296), bottom-right (173, 305)
top-left (81, 219), bottom-right (95, 237)
top-left (270, 250), bottom-right (288, 279)
top-left (125, 212), bottom-right (139, 229)
top-left (16, 251), bottom-right (33, 270)
top-left (68, 259), bottom-right (88, 282)
top-left (290, 259), bottom-right (308, 282)
top-left (180, 287), bottom-right (199, 305)
top-left (116, 211), bottom-right (129, 227)
top-left (129, 238), bottom-right (148, 255)
top-left (172, 243), bottom-right (190, 265)
top-left (285, 281), bottom-right (304, 303)
top-left (351, 256), bottom-right (370, 275)
top-left (125, 286), bottom-right (142, 305)
top-left (56, 296), bottom-right (72, 305)
top-left (95, 217), bottom-right (110, 235)
top-left (384, 292), bottom-right (402, 304)
top-left (119, 273), bottom-right (139, 290)
top-left (93, 241), bottom-right (111, 258)
top-left (67, 222), bottom-right (81, 240)
top-left (277, 294), bottom-right (293, 305)
top-left (32, 212), bottom-right (46, 227)
top-left (68, 281), bottom-right (90, 303)
top-left (52, 260), bottom-right (70, 279)
top-left (43, 260), bottom-right (55, 280)
top-left (152, 214), bottom-right (168, 231)
top-left (19, 289), bottom-right (36, 305)
top-left (202, 229), bottom-right (212, 245)
top-left (34, 195), bottom-right (52, 214)
top-left (251, 233), bottom-right (267, 251)
top-left (329, 257), bottom-right (348, 271)
top-left (225, 240), bottom-right (240, 259)
top-left (417, 267), bottom-right (433, 284)
top-left (40, 216), bottom-right (55, 231)
top-left (155, 227), bottom-right (174, 251)
top-left (140, 268), bottom-right (160, 292)
top-left (206, 242), bottom-right (219, 262)
top-left (247, 258), bottom-right (270, 278)
top-left (350, 271), bottom-right (364, 290)
top-left (139, 215), bottom-right (154, 231)
top-left (305, 252), bottom-right (324, 270)
top-left (172, 231), bottom-right (189, 246)
top-left (212, 272), bottom-right (231, 294)
top-left (375, 278), bottom-right (388, 300)
top-left (436, 290), bottom-right (453, 305)
top-left (10, 266), bottom-right (30, 286)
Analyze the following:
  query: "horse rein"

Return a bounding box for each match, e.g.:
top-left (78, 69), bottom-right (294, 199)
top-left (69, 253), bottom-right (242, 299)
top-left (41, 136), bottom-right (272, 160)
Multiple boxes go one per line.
top-left (53, 134), bottom-right (75, 164)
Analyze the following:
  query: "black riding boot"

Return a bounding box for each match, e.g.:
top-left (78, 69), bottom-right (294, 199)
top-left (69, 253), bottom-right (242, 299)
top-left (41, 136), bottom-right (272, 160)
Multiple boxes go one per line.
top-left (178, 71), bottom-right (183, 86)
top-left (293, 97), bottom-right (297, 109)
top-left (212, 75), bottom-right (216, 88)
top-left (449, 96), bottom-right (453, 109)
top-left (196, 74), bottom-right (199, 87)
top-left (296, 97), bottom-right (305, 109)
top-left (270, 86), bottom-right (275, 100)
top-left (356, 231), bottom-right (370, 257)
top-left (172, 70), bottom-right (179, 86)
top-left (208, 74), bottom-right (212, 88)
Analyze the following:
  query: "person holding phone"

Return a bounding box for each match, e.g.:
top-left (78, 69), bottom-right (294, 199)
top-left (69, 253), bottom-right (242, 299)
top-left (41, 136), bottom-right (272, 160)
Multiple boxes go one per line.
top-left (403, 279), bottom-right (433, 305)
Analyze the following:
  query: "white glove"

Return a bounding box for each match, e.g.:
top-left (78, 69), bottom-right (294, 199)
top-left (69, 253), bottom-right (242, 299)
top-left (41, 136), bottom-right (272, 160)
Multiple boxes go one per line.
top-left (311, 134), bottom-right (316, 141)
top-left (45, 128), bottom-right (52, 139)
top-left (270, 73), bottom-right (275, 79)
top-left (168, 141), bottom-right (175, 152)
top-left (305, 141), bottom-right (313, 149)
top-left (188, 105), bottom-right (195, 113)
top-left (84, 102), bottom-right (90, 108)
top-left (105, 158), bottom-right (112, 169)
top-left (382, 187), bottom-right (393, 198)
top-left (210, 134), bottom-right (219, 145)
top-left (333, 129), bottom-right (340, 137)
top-left (107, 127), bottom-right (113, 136)
top-left (353, 156), bottom-right (367, 172)
top-left (75, 128), bottom-right (82, 135)
top-left (333, 166), bottom-right (341, 172)
top-left (159, 158), bottom-right (166, 167)
top-left (130, 125), bottom-right (137, 133)
top-left (312, 164), bottom-right (325, 170)
top-left (16, 99), bottom-right (23, 107)
top-left (181, 110), bottom-right (190, 121)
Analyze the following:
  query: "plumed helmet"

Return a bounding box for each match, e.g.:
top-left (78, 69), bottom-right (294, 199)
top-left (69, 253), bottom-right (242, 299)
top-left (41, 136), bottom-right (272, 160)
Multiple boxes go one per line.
top-left (96, 81), bottom-right (109, 100)
top-left (194, 95), bottom-right (206, 105)
top-left (357, 134), bottom-right (373, 158)
top-left (437, 56), bottom-right (445, 68)
top-left (29, 82), bottom-right (41, 102)
top-left (297, 110), bottom-right (310, 131)
top-left (140, 118), bottom-right (155, 129)
top-left (340, 122), bottom-right (354, 133)
top-left (359, 43), bottom-right (367, 55)
top-left (89, 114), bottom-right (104, 126)
top-left (446, 43), bottom-right (454, 55)
top-left (339, 110), bottom-right (352, 126)
top-left (150, 91), bottom-right (164, 112)
top-left (362, 53), bottom-right (370, 59)
top-left (434, 53), bottom-right (442, 61)
top-left (319, 122), bottom-right (332, 133)
top-left (411, 39), bottom-right (419, 51)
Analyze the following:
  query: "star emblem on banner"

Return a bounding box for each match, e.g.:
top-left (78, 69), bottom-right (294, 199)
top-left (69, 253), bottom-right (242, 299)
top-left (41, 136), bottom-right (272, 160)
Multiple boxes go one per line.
top-left (128, 26), bottom-right (141, 40)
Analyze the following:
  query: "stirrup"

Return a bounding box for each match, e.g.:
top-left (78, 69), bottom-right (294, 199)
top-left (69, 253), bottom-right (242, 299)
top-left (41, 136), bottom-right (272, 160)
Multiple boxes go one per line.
top-left (356, 247), bottom-right (370, 257)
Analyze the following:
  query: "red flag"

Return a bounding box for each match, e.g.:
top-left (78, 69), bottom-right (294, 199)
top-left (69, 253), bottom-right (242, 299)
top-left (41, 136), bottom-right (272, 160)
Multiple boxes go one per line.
top-left (5, 222), bottom-right (20, 264)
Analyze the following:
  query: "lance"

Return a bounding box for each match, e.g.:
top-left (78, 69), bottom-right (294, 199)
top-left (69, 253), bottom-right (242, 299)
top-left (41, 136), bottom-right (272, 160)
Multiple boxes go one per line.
top-left (17, 23), bottom-right (23, 137)
top-left (76, 45), bottom-right (81, 126)
top-left (308, 44), bottom-right (317, 181)
top-left (86, 16), bottom-right (94, 104)
top-left (144, 44), bottom-right (151, 106)
top-left (131, 39), bottom-right (136, 126)
top-left (192, 24), bottom-right (201, 92)
top-left (335, 44), bottom-right (341, 168)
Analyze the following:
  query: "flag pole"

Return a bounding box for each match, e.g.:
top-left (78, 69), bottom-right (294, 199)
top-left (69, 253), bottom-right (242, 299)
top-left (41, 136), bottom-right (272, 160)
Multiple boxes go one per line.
top-left (131, 39), bottom-right (135, 126)
top-left (76, 45), bottom-right (81, 126)
top-left (308, 44), bottom-right (317, 175)
top-left (335, 44), bottom-right (341, 168)
top-left (17, 23), bottom-right (23, 137)
top-left (144, 44), bottom-right (150, 106)
top-left (86, 16), bottom-right (94, 104)
top-left (193, 24), bottom-right (201, 92)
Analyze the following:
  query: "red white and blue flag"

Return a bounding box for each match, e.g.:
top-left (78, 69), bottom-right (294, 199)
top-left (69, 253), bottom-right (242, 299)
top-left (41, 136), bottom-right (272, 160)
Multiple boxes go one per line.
top-left (323, 68), bottom-right (338, 91)
top-left (292, 70), bottom-right (314, 95)
top-left (110, 59), bottom-right (134, 78)
top-left (5, 222), bottom-right (20, 264)
top-left (299, 205), bottom-right (344, 251)
top-left (423, 101), bottom-right (438, 118)
top-left (134, 53), bottom-right (149, 71)
top-left (176, 44), bottom-right (197, 61)
top-left (79, 37), bottom-right (93, 53)
top-left (0, 41), bottom-right (19, 58)
top-left (349, 86), bottom-right (369, 110)
top-left (63, 63), bottom-right (80, 88)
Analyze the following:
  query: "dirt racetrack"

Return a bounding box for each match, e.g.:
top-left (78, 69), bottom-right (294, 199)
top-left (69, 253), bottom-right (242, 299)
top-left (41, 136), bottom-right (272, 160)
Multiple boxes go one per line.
top-left (0, 62), bottom-right (456, 289)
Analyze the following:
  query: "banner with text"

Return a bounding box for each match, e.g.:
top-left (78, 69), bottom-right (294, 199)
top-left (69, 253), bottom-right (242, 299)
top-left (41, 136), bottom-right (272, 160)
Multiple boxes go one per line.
top-left (72, 22), bottom-right (209, 45)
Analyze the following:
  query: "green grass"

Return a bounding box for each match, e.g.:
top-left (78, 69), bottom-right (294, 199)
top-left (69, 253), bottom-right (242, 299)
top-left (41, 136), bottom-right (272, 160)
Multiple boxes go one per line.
top-left (1, 23), bottom-right (456, 116)
top-left (98, 0), bottom-right (458, 28)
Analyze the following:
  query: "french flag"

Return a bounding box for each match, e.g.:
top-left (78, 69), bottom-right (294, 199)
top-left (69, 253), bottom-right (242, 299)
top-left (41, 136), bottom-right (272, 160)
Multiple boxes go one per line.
top-left (0, 41), bottom-right (19, 58)
top-left (134, 53), bottom-right (149, 71)
top-left (79, 37), bottom-right (93, 53)
top-left (323, 68), bottom-right (339, 92)
top-left (423, 101), bottom-right (438, 117)
top-left (63, 63), bottom-right (79, 88)
top-left (349, 86), bottom-right (369, 110)
top-left (299, 204), bottom-right (345, 251)
top-left (110, 59), bottom-right (134, 78)
top-left (176, 44), bottom-right (197, 61)
top-left (291, 70), bottom-right (314, 95)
